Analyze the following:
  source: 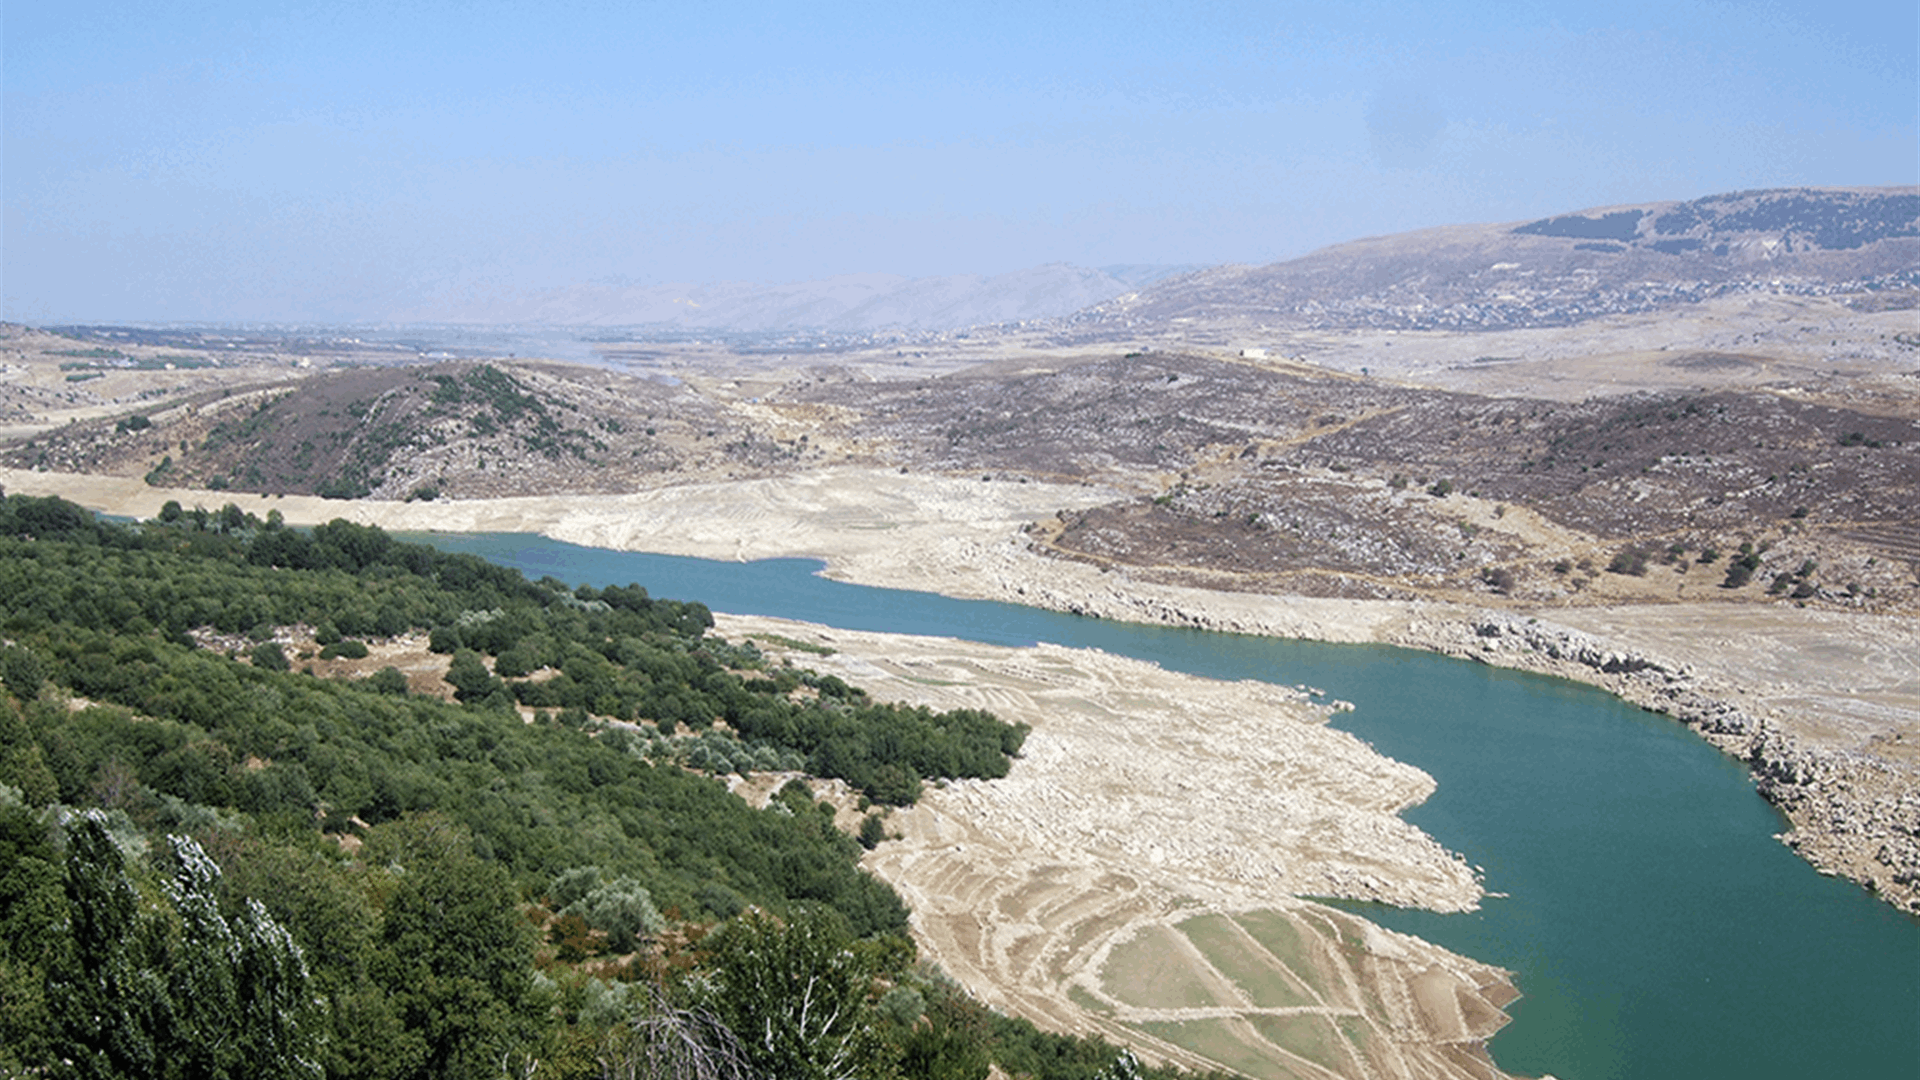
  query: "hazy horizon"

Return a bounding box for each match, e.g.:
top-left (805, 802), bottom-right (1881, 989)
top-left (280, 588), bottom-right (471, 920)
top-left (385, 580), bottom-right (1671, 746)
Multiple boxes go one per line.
top-left (6, 1), bottom-right (1915, 325)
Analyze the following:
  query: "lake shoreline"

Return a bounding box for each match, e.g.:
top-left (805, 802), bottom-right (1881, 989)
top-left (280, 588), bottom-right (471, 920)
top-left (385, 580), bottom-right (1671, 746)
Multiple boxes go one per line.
top-left (5, 465), bottom-right (1915, 914)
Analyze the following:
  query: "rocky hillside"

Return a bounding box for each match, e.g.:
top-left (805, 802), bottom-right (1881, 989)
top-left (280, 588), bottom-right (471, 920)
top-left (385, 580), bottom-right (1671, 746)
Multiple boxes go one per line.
top-left (785, 352), bottom-right (1920, 610)
top-left (1, 361), bottom-right (825, 500)
top-left (1065, 186), bottom-right (1920, 337)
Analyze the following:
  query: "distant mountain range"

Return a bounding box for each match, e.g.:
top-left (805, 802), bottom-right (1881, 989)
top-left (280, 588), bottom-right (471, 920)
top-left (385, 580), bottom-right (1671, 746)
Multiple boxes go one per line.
top-left (1069, 186), bottom-right (1919, 336)
top-left (404, 263), bottom-right (1199, 333)
top-left (402, 187), bottom-right (1916, 337)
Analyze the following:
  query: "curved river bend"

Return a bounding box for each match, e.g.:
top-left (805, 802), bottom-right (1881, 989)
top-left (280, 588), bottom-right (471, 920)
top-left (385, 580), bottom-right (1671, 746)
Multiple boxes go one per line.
top-left (409, 533), bottom-right (1919, 1080)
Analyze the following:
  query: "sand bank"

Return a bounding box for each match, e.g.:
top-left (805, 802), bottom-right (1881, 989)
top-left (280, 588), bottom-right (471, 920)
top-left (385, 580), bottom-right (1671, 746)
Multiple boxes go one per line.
top-left (718, 613), bottom-right (1516, 1080)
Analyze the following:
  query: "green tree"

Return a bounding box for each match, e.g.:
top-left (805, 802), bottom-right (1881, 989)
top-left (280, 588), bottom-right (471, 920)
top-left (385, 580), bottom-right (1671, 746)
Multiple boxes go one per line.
top-left (443, 649), bottom-right (501, 703)
top-left (252, 641), bottom-right (292, 672)
top-left (0, 799), bottom-right (63, 1072)
top-left (0, 703), bottom-right (59, 806)
top-left (0, 643), bottom-right (46, 700)
top-left (561, 876), bottom-right (664, 954)
top-left (366, 814), bottom-right (539, 1080)
top-left (46, 813), bottom-right (319, 1080)
top-left (367, 666), bottom-right (411, 695)
top-left (698, 907), bottom-right (884, 1080)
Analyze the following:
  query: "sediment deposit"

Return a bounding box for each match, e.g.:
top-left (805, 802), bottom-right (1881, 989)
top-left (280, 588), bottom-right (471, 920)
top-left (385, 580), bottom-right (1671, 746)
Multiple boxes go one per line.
top-left (717, 614), bottom-right (1515, 1080)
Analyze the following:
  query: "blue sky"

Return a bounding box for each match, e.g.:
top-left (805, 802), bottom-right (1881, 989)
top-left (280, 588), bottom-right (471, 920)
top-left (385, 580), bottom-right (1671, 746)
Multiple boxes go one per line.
top-left (5, 0), bottom-right (1915, 323)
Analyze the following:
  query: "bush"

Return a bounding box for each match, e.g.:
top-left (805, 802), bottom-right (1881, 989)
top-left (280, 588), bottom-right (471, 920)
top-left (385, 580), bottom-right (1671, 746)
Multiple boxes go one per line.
top-left (445, 649), bottom-right (502, 703)
top-left (562, 875), bottom-right (664, 954)
top-left (1607, 548), bottom-right (1649, 576)
top-left (249, 642), bottom-right (290, 671)
top-left (319, 639), bottom-right (368, 660)
top-left (367, 667), bottom-right (410, 695)
top-left (492, 646), bottom-right (537, 678)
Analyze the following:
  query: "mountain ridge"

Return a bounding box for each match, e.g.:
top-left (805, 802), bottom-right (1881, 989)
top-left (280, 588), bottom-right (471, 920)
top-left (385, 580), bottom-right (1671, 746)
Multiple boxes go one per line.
top-left (1067, 185), bottom-right (1919, 336)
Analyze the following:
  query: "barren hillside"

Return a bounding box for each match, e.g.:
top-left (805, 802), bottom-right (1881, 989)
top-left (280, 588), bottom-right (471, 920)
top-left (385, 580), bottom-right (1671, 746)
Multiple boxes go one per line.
top-left (1064, 187), bottom-right (1919, 339)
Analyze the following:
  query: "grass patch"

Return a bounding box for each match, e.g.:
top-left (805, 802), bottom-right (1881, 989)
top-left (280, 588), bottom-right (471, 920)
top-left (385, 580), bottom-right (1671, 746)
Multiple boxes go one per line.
top-left (1248, 1014), bottom-right (1350, 1073)
top-left (1134, 1019), bottom-right (1309, 1080)
top-left (1066, 983), bottom-right (1112, 1017)
top-left (746, 632), bottom-right (836, 656)
top-left (1098, 925), bottom-right (1225, 1009)
top-left (1233, 910), bottom-right (1329, 999)
top-left (1179, 913), bottom-right (1317, 1008)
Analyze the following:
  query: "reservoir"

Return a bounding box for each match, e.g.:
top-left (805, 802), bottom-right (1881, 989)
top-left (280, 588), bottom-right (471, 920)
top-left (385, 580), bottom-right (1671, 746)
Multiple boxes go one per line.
top-left (408, 532), bottom-right (1919, 1079)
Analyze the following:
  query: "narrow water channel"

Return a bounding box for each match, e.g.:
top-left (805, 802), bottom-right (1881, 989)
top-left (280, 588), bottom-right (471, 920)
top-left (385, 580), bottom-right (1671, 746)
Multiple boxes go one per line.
top-left (406, 532), bottom-right (1920, 1079)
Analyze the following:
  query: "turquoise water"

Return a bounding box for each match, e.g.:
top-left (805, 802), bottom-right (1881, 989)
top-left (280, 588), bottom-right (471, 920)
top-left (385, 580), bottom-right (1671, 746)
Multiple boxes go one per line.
top-left (409, 532), bottom-right (1920, 1079)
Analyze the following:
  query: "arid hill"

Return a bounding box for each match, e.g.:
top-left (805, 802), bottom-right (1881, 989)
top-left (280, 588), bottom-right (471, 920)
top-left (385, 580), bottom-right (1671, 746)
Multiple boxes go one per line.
top-left (9, 336), bottom-right (1918, 615)
top-left (783, 352), bottom-right (1920, 611)
top-left (0, 359), bottom-right (833, 500)
top-left (1063, 186), bottom-right (1919, 340)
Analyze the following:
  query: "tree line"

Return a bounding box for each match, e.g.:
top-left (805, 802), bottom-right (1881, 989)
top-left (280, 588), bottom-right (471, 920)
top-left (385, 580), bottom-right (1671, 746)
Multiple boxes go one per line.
top-left (0, 493), bottom-right (1225, 1080)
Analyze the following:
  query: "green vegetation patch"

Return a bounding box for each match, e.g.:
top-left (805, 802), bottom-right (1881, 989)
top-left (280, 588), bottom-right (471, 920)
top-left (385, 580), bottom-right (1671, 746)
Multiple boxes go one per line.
top-left (748, 631), bottom-right (837, 656)
top-left (1137, 1018), bottom-right (1310, 1080)
top-left (1067, 982), bottom-right (1114, 1016)
top-left (1235, 909), bottom-right (1331, 999)
top-left (1098, 925), bottom-right (1229, 1009)
top-left (0, 492), bottom-right (1211, 1080)
top-left (1247, 1014), bottom-right (1353, 1074)
top-left (1179, 912), bottom-right (1318, 1008)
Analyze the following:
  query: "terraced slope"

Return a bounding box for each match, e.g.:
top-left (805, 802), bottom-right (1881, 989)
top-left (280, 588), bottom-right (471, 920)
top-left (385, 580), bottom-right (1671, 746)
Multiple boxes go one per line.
top-left (719, 615), bottom-right (1517, 1080)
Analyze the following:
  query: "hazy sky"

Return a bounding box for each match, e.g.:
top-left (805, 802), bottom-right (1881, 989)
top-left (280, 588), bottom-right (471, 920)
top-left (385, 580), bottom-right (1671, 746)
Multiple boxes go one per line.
top-left (5, 0), bottom-right (1915, 323)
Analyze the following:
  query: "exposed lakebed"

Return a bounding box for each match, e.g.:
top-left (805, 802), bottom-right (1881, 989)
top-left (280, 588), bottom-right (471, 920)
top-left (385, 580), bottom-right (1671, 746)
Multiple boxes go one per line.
top-left (407, 531), bottom-right (1919, 1080)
